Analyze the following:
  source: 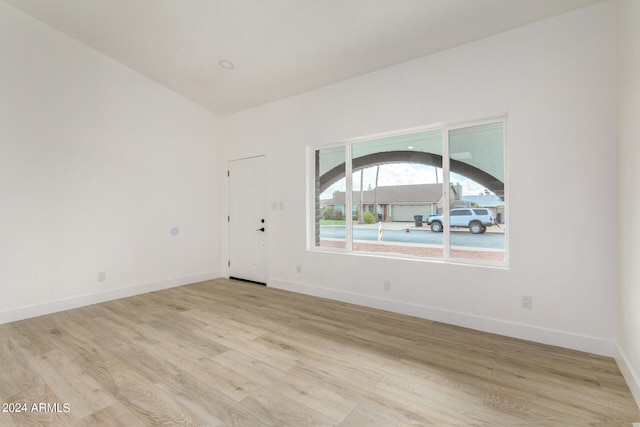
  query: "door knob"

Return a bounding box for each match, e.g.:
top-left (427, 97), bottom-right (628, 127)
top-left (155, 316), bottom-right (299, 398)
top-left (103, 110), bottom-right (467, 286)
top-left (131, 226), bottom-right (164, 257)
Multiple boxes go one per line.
top-left (256, 227), bottom-right (265, 232)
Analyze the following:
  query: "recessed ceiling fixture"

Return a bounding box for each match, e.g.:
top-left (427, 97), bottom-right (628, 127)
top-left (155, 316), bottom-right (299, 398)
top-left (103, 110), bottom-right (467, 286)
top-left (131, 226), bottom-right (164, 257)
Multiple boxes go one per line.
top-left (218, 59), bottom-right (234, 70)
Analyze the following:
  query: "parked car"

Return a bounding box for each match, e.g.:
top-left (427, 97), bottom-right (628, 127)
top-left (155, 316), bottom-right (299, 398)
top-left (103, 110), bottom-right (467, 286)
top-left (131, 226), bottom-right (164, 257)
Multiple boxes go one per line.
top-left (426, 208), bottom-right (496, 234)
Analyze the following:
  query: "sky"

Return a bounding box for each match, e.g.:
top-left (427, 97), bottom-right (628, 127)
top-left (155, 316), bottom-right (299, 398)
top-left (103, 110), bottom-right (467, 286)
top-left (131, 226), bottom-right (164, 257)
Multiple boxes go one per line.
top-left (320, 163), bottom-right (492, 200)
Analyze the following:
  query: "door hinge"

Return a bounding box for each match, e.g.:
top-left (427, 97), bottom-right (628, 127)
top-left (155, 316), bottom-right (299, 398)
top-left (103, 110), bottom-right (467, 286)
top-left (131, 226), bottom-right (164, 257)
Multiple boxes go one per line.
top-left (227, 170), bottom-right (230, 177)
top-left (227, 215), bottom-right (230, 222)
top-left (228, 260), bottom-right (230, 267)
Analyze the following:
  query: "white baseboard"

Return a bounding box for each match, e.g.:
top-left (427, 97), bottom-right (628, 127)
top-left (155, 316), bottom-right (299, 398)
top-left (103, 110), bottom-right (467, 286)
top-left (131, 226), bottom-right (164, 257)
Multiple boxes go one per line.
top-left (269, 278), bottom-right (615, 357)
top-left (615, 343), bottom-right (640, 408)
top-left (0, 271), bottom-right (222, 325)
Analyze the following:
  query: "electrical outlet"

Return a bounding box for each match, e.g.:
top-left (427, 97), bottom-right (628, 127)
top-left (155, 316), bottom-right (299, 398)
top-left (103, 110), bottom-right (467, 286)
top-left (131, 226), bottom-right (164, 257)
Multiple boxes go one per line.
top-left (296, 265), bottom-right (302, 274)
top-left (384, 280), bottom-right (391, 291)
top-left (97, 272), bottom-right (106, 282)
top-left (521, 295), bottom-right (533, 309)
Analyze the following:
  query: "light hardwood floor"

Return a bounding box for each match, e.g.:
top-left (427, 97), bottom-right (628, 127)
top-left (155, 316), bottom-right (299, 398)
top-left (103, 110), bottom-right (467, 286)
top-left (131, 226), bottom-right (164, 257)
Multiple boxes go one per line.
top-left (1, 278), bottom-right (638, 426)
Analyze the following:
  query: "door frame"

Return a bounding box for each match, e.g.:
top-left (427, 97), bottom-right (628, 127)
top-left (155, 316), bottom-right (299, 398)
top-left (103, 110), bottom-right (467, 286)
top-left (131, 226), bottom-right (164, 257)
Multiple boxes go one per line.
top-left (227, 155), bottom-right (268, 285)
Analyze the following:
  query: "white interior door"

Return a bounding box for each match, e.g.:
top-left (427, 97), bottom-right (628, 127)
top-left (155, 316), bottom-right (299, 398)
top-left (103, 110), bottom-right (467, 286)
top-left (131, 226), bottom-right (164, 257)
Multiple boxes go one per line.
top-left (229, 156), bottom-right (267, 284)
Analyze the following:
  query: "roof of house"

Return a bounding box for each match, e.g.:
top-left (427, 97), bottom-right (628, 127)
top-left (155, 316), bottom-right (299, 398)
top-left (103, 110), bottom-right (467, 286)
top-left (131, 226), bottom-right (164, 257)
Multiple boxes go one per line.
top-left (323, 183), bottom-right (443, 206)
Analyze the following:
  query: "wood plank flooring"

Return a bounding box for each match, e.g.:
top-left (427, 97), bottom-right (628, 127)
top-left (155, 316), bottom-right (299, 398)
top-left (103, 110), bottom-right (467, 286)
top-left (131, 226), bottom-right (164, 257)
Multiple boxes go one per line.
top-left (1, 277), bottom-right (638, 426)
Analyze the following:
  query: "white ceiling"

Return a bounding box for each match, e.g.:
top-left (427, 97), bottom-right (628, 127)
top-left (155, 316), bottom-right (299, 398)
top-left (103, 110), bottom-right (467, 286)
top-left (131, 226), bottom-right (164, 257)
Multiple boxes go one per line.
top-left (3, 0), bottom-right (605, 115)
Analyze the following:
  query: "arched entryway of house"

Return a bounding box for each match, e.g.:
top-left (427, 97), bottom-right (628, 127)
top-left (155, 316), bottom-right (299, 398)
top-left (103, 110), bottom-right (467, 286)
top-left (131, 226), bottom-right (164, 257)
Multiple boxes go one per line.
top-left (318, 150), bottom-right (504, 198)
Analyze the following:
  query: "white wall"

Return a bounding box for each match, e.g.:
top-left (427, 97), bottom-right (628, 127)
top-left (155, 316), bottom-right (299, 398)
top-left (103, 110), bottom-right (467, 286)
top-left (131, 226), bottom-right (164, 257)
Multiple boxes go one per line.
top-left (0, 3), bottom-right (225, 322)
top-left (616, 0), bottom-right (640, 404)
top-left (222, 2), bottom-right (618, 356)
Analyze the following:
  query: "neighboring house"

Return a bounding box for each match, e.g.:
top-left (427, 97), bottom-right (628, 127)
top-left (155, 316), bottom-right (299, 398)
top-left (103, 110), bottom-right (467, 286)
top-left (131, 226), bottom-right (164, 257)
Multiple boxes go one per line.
top-left (322, 183), bottom-right (464, 221)
top-left (322, 183), bottom-right (506, 223)
top-left (322, 183), bottom-right (442, 221)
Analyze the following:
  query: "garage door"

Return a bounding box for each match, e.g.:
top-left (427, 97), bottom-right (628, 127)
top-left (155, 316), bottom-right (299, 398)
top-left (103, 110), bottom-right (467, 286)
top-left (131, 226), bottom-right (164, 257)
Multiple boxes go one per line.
top-left (391, 205), bottom-right (429, 222)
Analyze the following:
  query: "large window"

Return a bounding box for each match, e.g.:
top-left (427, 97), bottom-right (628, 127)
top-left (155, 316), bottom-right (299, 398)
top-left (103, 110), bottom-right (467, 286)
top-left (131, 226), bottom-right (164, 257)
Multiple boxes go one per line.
top-left (311, 119), bottom-right (506, 266)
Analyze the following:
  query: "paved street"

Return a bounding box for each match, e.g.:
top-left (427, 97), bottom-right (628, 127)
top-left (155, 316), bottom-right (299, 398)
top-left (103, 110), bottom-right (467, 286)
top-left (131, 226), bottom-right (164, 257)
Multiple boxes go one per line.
top-left (320, 223), bottom-right (505, 249)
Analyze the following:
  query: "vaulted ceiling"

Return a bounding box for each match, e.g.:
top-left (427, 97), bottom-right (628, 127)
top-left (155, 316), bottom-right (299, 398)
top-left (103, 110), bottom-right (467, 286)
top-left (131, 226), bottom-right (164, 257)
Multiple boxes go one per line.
top-left (2, 0), bottom-right (605, 115)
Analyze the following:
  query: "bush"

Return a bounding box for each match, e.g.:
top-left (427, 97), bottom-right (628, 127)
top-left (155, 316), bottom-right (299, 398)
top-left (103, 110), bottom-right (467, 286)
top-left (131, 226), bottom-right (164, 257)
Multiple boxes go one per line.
top-left (363, 211), bottom-right (375, 224)
top-left (321, 206), bottom-right (332, 220)
top-left (322, 206), bottom-right (344, 220)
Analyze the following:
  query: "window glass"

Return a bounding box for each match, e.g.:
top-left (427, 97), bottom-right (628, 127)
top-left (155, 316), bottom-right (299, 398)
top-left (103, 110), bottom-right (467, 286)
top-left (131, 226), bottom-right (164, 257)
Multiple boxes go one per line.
top-left (350, 129), bottom-right (444, 258)
top-left (448, 122), bottom-right (505, 262)
top-left (315, 146), bottom-right (346, 249)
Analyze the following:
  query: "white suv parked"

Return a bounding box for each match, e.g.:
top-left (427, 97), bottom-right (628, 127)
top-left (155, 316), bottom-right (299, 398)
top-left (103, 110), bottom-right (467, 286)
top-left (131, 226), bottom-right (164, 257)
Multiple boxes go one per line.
top-left (427, 208), bottom-right (496, 234)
